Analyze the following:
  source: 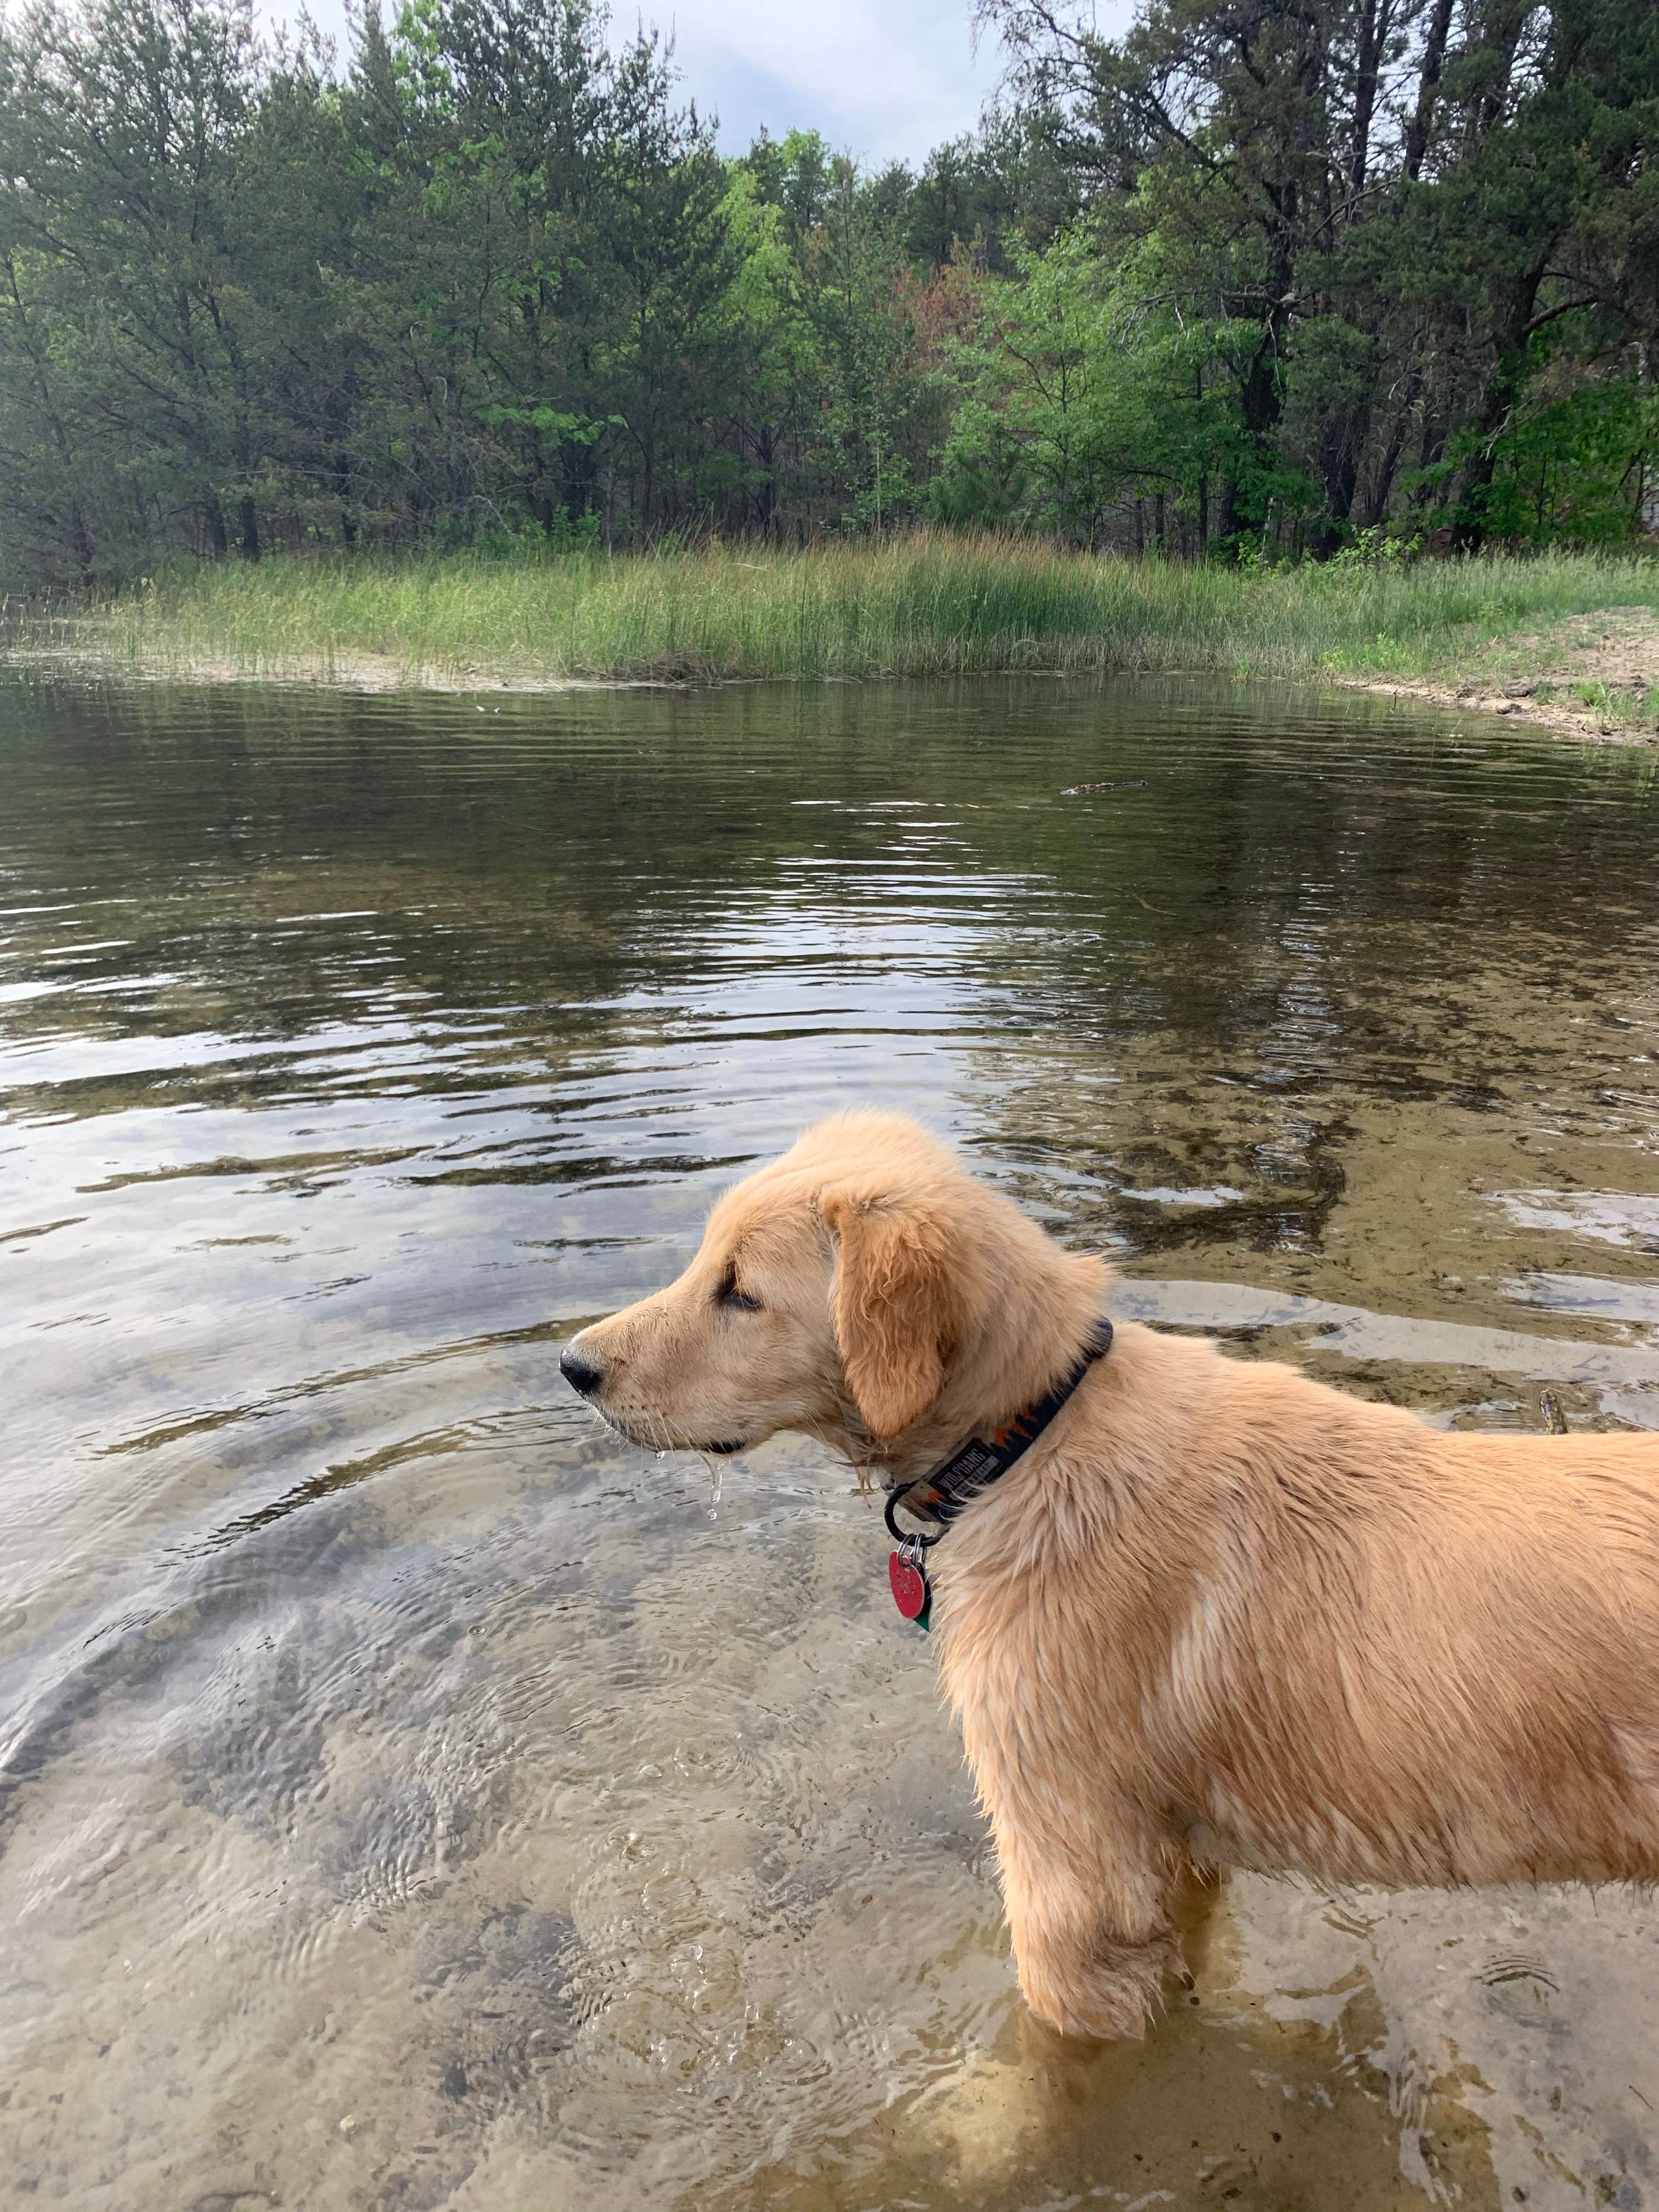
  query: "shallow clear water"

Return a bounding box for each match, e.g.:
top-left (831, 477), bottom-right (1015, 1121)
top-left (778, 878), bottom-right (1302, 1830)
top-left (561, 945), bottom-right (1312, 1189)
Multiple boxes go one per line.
top-left (3, 671), bottom-right (1658, 2210)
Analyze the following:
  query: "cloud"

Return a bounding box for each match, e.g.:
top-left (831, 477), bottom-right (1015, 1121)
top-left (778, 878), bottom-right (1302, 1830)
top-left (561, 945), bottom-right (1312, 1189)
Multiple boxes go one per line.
top-left (259, 0), bottom-right (1000, 165)
top-left (649, 0), bottom-right (995, 160)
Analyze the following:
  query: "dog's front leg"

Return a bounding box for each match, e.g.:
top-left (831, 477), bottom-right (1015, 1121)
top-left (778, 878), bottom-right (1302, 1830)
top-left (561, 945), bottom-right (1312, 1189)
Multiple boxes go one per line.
top-left (995, 1816), bottom-right (1178, 2040)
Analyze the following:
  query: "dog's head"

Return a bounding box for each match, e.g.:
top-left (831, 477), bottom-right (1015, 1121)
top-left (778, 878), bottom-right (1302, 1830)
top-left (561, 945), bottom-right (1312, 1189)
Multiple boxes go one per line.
top-left (560, 1111), bottom-right (1108, 1462)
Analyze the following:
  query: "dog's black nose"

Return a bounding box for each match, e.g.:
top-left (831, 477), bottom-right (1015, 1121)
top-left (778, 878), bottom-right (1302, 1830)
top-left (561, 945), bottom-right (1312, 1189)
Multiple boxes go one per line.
top-left (560, 1345), bottom-right (604, 1398)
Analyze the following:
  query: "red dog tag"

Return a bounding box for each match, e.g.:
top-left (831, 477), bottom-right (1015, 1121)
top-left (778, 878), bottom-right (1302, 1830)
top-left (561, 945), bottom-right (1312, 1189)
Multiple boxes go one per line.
top-left (889, 1550), bottom-right (929, 1621)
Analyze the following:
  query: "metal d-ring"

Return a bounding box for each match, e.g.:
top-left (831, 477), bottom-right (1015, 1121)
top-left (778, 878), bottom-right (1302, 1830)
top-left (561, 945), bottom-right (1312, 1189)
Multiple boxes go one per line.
top-left (883, 1480), bottom-right (941, 1551)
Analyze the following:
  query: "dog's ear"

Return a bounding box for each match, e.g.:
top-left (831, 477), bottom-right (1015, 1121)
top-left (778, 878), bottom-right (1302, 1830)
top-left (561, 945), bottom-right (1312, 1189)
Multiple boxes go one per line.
top-left (821, 1188), bottom-right (960, 1438)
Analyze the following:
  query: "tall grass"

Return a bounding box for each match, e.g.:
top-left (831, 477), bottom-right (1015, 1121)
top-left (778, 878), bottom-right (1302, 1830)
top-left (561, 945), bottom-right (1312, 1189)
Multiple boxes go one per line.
top-left (66, 535), bottom-right (1659, 687)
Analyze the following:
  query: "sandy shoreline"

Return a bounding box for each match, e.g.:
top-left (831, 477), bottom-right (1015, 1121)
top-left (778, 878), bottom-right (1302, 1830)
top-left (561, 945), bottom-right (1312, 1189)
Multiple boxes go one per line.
top-left (1342, 674), bottom-right (1657, 746)
top-left (1340, 603), bottom-right (1659, 745)
top-left (2, 641), bottom-right (657, 693)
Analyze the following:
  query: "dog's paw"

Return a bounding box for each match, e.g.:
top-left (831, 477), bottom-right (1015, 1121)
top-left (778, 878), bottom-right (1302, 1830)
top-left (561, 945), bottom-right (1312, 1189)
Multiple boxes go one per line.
top-left (1017, 1933), bottom-right (1176, 2041)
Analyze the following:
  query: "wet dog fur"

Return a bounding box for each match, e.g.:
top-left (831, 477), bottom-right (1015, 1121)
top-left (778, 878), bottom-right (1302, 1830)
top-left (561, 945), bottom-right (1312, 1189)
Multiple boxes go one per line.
top-left (564, 1111), bottom-right (1659, 2039)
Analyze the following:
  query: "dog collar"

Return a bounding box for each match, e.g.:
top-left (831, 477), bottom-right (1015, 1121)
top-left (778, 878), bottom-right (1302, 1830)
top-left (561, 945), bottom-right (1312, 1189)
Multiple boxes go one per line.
top-left (883, 1318), bottom-right (1114, 1632)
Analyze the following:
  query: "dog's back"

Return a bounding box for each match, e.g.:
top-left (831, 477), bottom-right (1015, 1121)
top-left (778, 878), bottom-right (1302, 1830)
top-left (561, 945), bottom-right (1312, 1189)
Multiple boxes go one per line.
top-left (939, 1324), bottom-right (1659, 1906)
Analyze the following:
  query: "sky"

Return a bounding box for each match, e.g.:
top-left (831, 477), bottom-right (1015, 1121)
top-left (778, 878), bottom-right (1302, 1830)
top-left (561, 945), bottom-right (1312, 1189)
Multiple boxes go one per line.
top-left (260, 0), bottom-right (1014, 165)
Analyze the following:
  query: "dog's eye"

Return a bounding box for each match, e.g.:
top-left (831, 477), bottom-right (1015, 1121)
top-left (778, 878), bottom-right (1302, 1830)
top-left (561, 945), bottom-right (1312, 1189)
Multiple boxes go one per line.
top-left (715, 1264), bottom-right (763, 1313)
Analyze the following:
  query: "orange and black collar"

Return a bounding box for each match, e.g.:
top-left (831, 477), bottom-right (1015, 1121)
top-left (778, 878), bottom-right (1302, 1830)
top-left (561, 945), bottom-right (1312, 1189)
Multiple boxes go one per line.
top-left (884, 1317), bottom-right (1114, 1629)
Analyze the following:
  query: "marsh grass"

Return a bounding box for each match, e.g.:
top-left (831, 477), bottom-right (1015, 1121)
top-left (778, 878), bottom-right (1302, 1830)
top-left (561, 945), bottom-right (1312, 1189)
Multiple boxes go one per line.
top-left (51, 535), bottom-right (1659, 690)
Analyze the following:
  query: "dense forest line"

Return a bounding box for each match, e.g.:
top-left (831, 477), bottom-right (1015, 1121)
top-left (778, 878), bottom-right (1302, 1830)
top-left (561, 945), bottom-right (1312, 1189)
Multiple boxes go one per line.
top-left (0, 0), bottom-right (1654, 585)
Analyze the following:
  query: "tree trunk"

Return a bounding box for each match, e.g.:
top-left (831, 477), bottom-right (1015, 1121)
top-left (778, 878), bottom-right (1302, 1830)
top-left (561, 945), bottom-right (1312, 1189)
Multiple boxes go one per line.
top-left (1403, 0), bottom-right (1455, 182)
top-left (4, 251), bottom-right (96, 585)
top-left (754, 421), bottom-right (777, 535)
top-left (1349, 0), bottom-right (1384, 201)
top-left (1451, 258), bottom-right (1546, 552)
top-left (1413, 409), bottom-right (1447, 508)
top-left (68, 501), bottom-right (94, 586)
top-left (1364, 365), bottom-right (1423, 524)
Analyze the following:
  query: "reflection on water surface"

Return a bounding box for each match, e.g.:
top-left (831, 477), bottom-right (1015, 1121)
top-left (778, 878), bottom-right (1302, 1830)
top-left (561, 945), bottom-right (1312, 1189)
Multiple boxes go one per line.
top-left (2, 672), bottom-right (1658, 2209)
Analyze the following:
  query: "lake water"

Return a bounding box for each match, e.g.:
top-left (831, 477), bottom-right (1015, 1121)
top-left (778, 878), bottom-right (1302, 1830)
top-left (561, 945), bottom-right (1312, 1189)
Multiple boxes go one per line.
top-left (3, 670), bottom-right (1658, 2210)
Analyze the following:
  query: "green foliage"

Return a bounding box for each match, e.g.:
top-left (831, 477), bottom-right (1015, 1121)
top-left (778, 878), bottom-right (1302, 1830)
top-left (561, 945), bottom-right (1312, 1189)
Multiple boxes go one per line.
top-left (984, 0), bottom-right (1659, 556)
top-left (0, 0), bottom-right (1653, 584)
top-left (933, 227), bottom-right (1304, 549)
top-left (1469, 357), bottom-right (1659, 547)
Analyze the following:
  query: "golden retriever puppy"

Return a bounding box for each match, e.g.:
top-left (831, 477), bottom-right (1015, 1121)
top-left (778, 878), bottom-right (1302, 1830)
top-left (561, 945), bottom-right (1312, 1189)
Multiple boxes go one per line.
top-left (561, 1111), bottom-right (1659, 2039)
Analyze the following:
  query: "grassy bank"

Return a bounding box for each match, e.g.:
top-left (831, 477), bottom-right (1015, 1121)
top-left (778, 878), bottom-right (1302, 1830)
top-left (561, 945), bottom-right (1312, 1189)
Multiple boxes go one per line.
top-left (19, 537), bottom-right (1659, 727)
